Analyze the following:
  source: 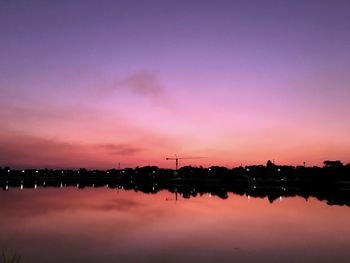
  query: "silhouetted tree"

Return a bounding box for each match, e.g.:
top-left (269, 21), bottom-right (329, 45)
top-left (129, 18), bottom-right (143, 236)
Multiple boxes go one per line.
top-left (266, 160), bottom-right (276, 168)
top-left (323, 160), bottom-right (343, 168)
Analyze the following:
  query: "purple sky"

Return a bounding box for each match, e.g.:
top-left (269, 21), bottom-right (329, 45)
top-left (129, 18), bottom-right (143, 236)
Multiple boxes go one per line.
top-left (1, 0), bottom-right (350, 168)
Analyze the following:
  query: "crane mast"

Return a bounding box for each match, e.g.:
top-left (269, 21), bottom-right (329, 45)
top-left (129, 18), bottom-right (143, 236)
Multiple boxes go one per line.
top-left (165, 155), bottom-right (206, 170)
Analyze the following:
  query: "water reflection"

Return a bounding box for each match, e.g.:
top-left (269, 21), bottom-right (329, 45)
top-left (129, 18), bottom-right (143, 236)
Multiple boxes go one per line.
top-left (0, 188), bottom-right (349, 263)
top-left (1, 179), bottom-right (349, 207)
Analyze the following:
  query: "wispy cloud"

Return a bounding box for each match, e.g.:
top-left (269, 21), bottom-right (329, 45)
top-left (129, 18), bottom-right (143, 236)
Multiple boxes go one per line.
top-left (112, 71), bottom-right (165, 96)
top-left (0, 134), bottom-right (146, 168)
top-left (94, 143), bottom-right (145, 155)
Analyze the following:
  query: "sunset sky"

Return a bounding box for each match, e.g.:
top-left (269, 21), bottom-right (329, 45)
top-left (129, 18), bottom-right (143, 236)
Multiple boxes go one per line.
top-left (1, 0), bottom-right (349, 169)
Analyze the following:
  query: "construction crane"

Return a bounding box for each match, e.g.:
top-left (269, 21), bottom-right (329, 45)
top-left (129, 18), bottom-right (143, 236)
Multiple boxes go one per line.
top-left (165, 155), bottom-right (206, 170)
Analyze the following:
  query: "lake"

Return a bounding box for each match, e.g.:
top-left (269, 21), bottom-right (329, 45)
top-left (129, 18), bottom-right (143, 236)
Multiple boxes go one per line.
top-left (0, 187), bottom-right (349, 262)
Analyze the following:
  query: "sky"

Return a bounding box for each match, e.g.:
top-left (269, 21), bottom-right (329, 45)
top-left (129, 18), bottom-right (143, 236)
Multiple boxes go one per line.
top-left (0, 0), bottom-right (350, 169)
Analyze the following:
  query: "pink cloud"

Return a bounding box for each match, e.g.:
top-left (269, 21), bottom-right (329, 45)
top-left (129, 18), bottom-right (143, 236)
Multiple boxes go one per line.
top-left (93, 143), bottom-right (145, 155)
top-left (0, 134), bottom-right (148, 169)
top-left (113, 71), bottom-right (164, 96)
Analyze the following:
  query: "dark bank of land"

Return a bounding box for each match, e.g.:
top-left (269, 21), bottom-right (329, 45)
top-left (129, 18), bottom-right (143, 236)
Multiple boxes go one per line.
top-left (1, 160), bottom-right (350, 207)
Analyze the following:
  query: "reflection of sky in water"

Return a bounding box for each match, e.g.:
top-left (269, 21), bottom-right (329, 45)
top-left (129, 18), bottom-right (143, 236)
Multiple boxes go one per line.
top-left (0, 188), bottom-right (350, 263)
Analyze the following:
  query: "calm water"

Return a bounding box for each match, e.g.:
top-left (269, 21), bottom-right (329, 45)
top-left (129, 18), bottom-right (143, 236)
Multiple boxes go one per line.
top-left (0, 187), bottom-right (350, 263)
